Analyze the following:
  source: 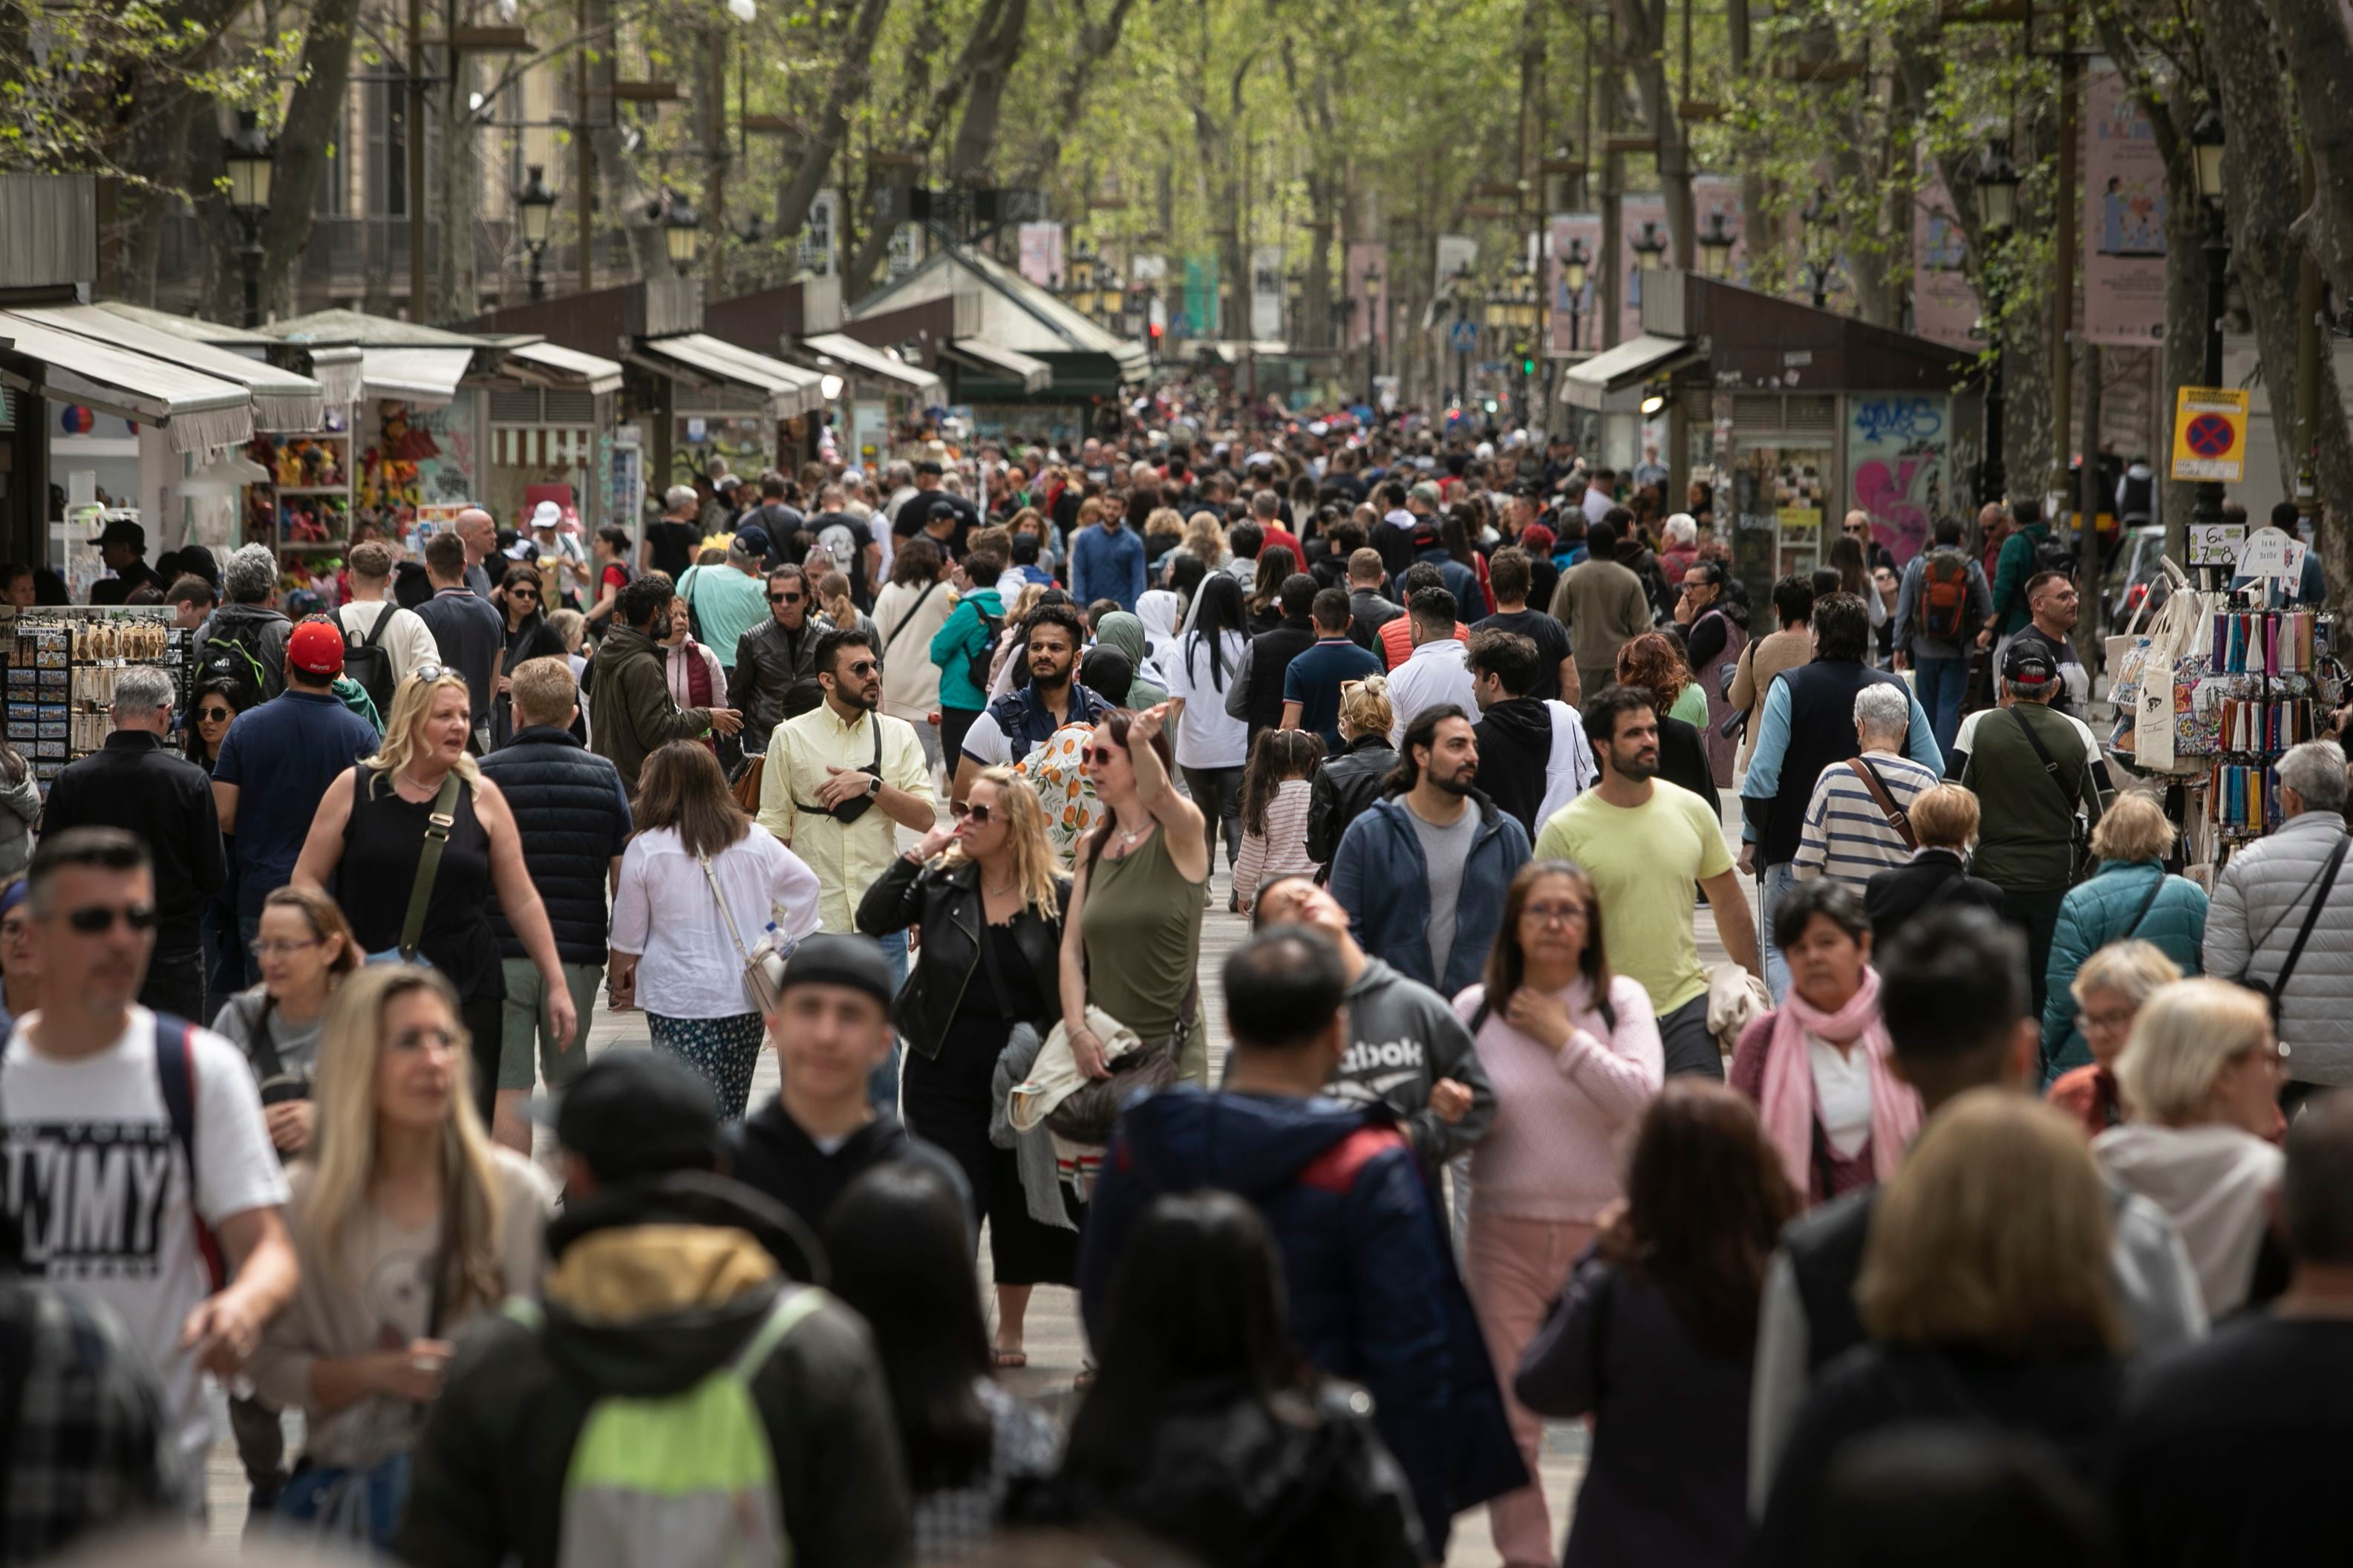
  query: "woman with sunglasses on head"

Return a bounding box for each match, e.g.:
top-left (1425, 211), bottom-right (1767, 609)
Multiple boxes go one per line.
top-left (857, 765), bottom-right (1075, 1368)
top-left (491, 564), bottom-right (566, 748)
top-left (247, 964), bottom-right (555, 1547)
top-left (1061, 705), bottom-right (1212, 1087)
top-left (291, 667), bottom-right (578, 1129)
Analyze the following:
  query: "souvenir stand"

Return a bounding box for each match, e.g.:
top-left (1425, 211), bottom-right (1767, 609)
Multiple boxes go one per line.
top-left (243, 410), bottom-right (355, 563)
top-left (1, 603), bottom-right (186, 788)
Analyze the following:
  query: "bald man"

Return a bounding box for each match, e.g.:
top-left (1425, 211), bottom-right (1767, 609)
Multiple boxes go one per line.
top-left (1840, 509), bottom-right (1895, 577)
top-left (455, 506), bottom-right (499, 599)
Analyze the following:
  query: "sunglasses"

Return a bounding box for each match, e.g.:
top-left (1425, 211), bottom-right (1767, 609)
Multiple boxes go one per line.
top-left (197, 705), bottom-right (235, 722)
top-left (65, 903), bottom-right (157, 935)
top-left (1085, 746), bottom-right (1118, 765)
top-left (770, 591), bottom-right (803, 604)
top-left (412, 663), bottom-right (450, 685)
top-left (249, 937), bottom-right (321, 959)
top-left (837, 659), bottom-right (878, 676)
top-left (950, 800), bottom-right (994, 823)
top-left (507, 587), bottom-right (539, 600)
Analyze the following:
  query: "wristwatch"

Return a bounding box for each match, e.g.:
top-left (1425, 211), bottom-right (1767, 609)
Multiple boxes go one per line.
top-left (865, 773), bottom-right (881, 797)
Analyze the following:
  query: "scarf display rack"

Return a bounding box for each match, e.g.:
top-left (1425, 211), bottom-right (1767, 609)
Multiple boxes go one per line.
top-left (2201, 606), bottom-right (2340, 850)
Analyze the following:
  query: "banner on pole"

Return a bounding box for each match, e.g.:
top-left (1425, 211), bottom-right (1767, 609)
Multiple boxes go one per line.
top-left (2083, 62), bottom-right (2168, 345)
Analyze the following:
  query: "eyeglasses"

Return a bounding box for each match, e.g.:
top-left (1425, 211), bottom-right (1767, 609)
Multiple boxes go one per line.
top-left (64, 903), bottom-right (157, 935)
top-left (770, 592), bottom-right (803, 604)
top-left (1844, 523), bottom-right (1870, 535)
top-left (1521, 901), bottom-right (1590, 927)
top-left (197, 705), bottom-right (235, 722)
top-left (390, 1026), bottom-right (460, 1053)
top-left (950, 800), bottom-right (994, 823)
top-left (2074, 1007), bottom-right (2135, 1033)
top-left (249, 937), bottom-right (322, 959)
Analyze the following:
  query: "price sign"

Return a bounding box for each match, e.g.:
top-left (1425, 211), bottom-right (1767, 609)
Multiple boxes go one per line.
top-left (2188, 522), bottom-right (2245, 567)
top-left (2236, 526), bottom-right (2308, 582)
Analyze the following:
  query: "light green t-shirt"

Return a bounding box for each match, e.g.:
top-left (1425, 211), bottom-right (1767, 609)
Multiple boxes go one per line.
top-left (1535, 781), bottom-right (1734, 1015)
top-left (676, 563), bottom-right (768, 670)
top-left (1671, 680), bottom-right (1709, 731)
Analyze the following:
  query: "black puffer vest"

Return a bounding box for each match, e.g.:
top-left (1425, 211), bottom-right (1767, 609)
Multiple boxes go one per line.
top-left (477, 725), bottom-right (632, 964)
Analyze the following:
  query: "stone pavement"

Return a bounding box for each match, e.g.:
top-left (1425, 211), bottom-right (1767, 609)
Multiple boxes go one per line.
top-left (205, 803), bottom-right (1760, 1565)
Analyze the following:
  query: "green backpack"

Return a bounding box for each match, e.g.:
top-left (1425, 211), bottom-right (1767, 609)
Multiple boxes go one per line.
top-left (505, 1287), bottom-right (828, 1568)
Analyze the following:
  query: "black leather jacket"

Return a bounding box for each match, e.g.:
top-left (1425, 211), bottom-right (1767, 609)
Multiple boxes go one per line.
top-left (1308, 735), bottom-right (1402, 865)
top-left (854, 853), bottom-right (1068, 1059)
top-left (728, 616), bottom-right (821, 745)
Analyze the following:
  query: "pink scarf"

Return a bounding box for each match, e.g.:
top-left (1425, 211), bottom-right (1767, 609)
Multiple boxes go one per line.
top-left (1758, 966), bottom-right (1922, 1199)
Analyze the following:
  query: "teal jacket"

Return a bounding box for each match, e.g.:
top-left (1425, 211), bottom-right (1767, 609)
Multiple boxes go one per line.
top-left (1989, 521), bottom-right (2049, 636)
top-left (2041, 858), bottom-right (2207, 1077)
top-left (928, 587), bottom-right (1005, 711)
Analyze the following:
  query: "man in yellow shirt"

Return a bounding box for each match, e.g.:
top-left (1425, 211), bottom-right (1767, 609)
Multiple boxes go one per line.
top-left (757, 625), bottom-right (936, 1106)
top-left (1535, 685), bottom-right (1759, 1078)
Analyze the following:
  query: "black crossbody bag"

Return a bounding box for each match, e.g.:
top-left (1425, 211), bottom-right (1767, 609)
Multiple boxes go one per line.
top-left (2237, 835), bottom-right (2352, 1029)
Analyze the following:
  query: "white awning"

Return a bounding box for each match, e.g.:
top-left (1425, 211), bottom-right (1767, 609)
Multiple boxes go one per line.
top-left (797, 333), bottom-right (941, 398)
top-left (0, 310), bottom-right (254, 453)
top-left (303, 347), bottom-right (364, 408)
top-left (362, 346), bottom-right (474, 406)
top-left (942, 337), bottom-right (1051, 393)
top-left (9, 302), bottom-right (324, 432)
top-left (506, 340), bottom-right (624, 397)
top-left (1560, 332), bottom-right (1698, 412)
top-left (629, 332), bottom-right (823, 419)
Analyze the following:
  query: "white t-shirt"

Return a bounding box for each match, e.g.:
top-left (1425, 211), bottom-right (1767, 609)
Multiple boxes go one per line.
top-left (1165, 630), bottom-right (1250, 769)
top-left (337, 598), bottom-right (445, 687)
top-left (1809, 1033), bottom-right (1875, 1160)
top-left (610, 828), bottom-right (825, 1018)
top-left (1, 1008), bottom-right (290, 1462)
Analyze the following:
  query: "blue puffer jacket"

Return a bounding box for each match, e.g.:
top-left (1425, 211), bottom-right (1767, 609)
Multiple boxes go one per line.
top-left (1077, 1088), bottom-right (1525, 1557)
top-left (2041, 858), bottom-right (2207, 1077)
top-left (477, 726), bottom-right (635, 964)
top-left (1329, 793), bottom-right (1533, 996)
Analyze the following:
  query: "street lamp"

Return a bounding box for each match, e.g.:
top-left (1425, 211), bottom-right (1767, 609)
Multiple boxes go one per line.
top-left (1070, 238), bottom-right (1100, 318)
top-left (1974, 139), bottom-right (2020, 507)
top-left (1630, 220), bottom-right (1669, 272)
top-left (223, 111), bottom-right (276, 328)
top-left (1562, 237), bottom-right (1590, 351)
top-left (1697, 209), bottom-right (1738, 281)
top-left (1799, 184), bottom-right (1836, 310)
top-left (663, 192), bottom-right (702, 270)
top-left (516, 164), bottom-right (557, 301)
top-left (2190, 102), bottom-right (2230, 569)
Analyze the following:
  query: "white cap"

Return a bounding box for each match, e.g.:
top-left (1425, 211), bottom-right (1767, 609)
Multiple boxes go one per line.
top-left (531, 500), bottom-right (562, 530)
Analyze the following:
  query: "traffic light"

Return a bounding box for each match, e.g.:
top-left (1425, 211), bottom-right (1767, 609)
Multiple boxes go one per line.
top-left (1521, 355), bottom-right (1537, 376)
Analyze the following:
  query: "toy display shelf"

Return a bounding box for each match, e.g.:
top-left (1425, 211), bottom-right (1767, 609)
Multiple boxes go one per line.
top-left (247, 428), bottom-right (354, 555)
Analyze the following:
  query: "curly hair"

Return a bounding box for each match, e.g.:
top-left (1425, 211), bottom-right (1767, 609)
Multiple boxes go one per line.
top-left (1615, 630), bottom-right (1693, 720)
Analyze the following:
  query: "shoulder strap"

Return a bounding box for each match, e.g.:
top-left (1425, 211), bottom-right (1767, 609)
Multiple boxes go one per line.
top-left (2005, 706), bottom-right (2088, 812)
top-left (398, 772), bottom-right (465, 961)
top-left (733, 1286), bottom-right (829, 1377)
top-left (1845, 757), bottom-right (1919, 850)
top-left (241, 993), bottom-right (287, 1082)
top-left (700, 851), bottom-right (755, 964)
top-left (2268, 834), bottom-right (2351, 1005)
top-left (154, 1015), bottom-right (227, 1293)
top-left (2121, 867), bottom-right (2168, 941)
top-left (362, 601), bottom-right (398, 649)
top-left (884, 578), bottom-right (943, 653)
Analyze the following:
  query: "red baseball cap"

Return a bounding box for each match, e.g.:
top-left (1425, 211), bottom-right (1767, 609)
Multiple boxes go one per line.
top-left (286, 617), bottom-right (346, 677)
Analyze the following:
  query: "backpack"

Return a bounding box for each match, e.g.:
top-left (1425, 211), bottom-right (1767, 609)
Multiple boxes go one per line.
top-left (965, 606), bottom-right (1002, 697)
top-left (2031, 533), bottom-right (2077, 581)
top-left (517, 1285), bottom-right (828, 1568)
top-left (200, 615), bottom-right (283, 710)
top-left (1919, 549), bottom-right (1971, 640)
top-left (342, 601), bottom-right (400, 716)
top-left (154, 1014), bottom-right (227, 1293)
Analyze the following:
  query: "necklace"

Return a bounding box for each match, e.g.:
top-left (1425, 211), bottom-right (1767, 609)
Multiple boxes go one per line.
top-left (1112, 817), bottom-right (1154, 850)
top-left (982, 877), bottom-right (1017, 897)
top-left (395, 767), bottom-right (444, 797)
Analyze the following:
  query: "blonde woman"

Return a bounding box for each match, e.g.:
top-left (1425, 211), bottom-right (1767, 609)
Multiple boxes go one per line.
top-left (1181, 510), bottom-right (1228, 575)
top-left (2098, 978), bottom-right (2288, 1318)
top-left (1305, 675), bottom-right (1400, 866)
top-left (815, 569), bottom-right (880, 662)
top-left (293, 667), bottom-right (575, 1127)
top-left (2040, 791), bottom-right (2207, 1078)
top-left (2048, 940), bottom-right (2181, 1135)
top-left (857, 765), bottom-right (1075, 1364)
top-left (249, 965), bottom-right (555, 1544)
top-left (1752, 1093), bottom-right (2128, 1561)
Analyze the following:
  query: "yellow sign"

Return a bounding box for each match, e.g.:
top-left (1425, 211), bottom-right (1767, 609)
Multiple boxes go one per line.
top-left (2171, 386), bottom-right (2248, 483)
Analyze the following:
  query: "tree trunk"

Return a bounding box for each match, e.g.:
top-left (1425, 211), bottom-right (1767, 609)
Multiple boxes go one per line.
top-left (2198, 0), bottom-right (2353, 608)
top-left (257, 0), bottom-right (366, 319)
top-left (2265, 0), bottom-right (2353, 307)
top-left (839, 0), bottom-right (997, 295)
top-left (428, 52), bottom-right (482, 323)
top-left (584, 0), bottom-right (673, 281)
top-left (774, 0), bottom-right (892, 244)
top-left (1614, 0), bottom-right (1690, 264)
top-left (1016, 0), bottom-right (1143, 186)
top-left (947, 0), bottom-right (1031, 181)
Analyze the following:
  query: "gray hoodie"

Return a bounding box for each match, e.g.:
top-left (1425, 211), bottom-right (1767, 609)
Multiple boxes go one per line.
top-left (1328, 956), bottom-right (1496, 1166)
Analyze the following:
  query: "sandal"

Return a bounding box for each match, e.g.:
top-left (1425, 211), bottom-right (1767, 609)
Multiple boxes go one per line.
top-left (990, 1347), bottom-right (1028, 1370)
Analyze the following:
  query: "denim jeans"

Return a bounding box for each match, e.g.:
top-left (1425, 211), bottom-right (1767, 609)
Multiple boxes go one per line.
top-left (1760, 860), bottom-right (1801, 1004)
top-left (1912, 652), bottom-right (1968, 758)
top-left (871, 927), bottom-right (907, 1115)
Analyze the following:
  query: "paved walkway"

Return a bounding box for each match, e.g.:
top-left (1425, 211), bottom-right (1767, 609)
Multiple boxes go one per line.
top-left (205, 803), bottom-right (1759, 1564)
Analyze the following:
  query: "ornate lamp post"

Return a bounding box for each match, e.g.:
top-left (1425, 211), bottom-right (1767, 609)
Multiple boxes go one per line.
top-left (516, 165), bottom-right (557, 301)
top-left (1974, 138), bottom-right (2021, 506)
top-left (223, 111), bottom-right (277, 328)
top-left (1696, 209), bottom-right (1738, 281)
top-left (2190, 103), bottom-right (2230, 556)
top-left (1799, 184), bottom-right (1837, 310)
top-left (1562, 237), bottom-right (1590, 351)
top-left (663, 192), bottom-right (703, 272)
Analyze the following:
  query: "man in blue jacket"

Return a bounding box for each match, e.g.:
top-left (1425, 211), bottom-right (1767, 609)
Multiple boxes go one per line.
top-left (1329, 705), bottom-right (1533, 996)
top-left (1079, 926), bottom-right (1524, 1558)
top-left (1068, 497), bottom-right (1145, 611)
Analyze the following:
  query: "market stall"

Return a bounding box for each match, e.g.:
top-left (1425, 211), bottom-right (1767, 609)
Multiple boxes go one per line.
top-left (625, 330), bottom-right (824, 491)
top-left (1, 604), bottom-right (187, 786)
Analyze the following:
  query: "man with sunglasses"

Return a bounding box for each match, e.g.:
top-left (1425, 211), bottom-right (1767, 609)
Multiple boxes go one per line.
top-left (37, 666), bottom-right (226, 1023)
top-left (950, 603), bottom-right (1112, 806)
top-left (729, 564), bottom-right (822, 746)
top-left (0, 828), bottom-right (298, 1492)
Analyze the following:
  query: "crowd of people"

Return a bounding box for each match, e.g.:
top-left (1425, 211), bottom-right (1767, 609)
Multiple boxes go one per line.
top-left (1, 399), bottom-right (2348, 1568)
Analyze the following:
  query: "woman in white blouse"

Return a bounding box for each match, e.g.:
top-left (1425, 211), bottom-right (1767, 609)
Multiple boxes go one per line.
top-left (610, 740), bottom-right (823, 1117)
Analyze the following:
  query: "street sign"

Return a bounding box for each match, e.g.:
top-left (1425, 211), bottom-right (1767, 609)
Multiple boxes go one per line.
top-left (2170, 385), bottom-right (2248, 482)
top-left (1449, 320), bottom-right (1480, 354)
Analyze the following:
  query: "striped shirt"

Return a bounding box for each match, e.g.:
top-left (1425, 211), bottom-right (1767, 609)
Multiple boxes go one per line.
top-left (1794, 751), bottom-right (1942, 887)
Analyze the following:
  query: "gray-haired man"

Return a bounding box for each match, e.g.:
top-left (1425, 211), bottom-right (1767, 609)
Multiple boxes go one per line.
top-left (36, 665), bottom-right (227, 1019)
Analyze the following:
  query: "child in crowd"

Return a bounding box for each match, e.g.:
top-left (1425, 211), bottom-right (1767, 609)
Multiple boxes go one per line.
top-left (1233, 728), bottom-right (1325, 915)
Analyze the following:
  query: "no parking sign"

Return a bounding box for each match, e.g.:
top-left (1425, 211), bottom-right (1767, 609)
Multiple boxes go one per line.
top-left (2170, 386), bottom-right (2248, 483)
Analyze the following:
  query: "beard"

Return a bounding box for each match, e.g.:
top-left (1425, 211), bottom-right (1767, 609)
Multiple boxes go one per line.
top-left (1430, 763), bottom-right (1478, 796)
top-left (833, 680), bottom-right (880, 712)
top-left (1611, 746), bottom-right (1659, 782)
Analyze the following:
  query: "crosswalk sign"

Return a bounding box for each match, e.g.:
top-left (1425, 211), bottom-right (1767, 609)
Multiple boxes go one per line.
top-left (2171, 386), bottom-right (2248, 483)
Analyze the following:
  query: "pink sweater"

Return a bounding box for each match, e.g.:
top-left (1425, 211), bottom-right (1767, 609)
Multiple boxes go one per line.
top-left (1453, 973), bottom-right (1663, 1222)
top-left (1235, 777), bottom-right (1316, 912)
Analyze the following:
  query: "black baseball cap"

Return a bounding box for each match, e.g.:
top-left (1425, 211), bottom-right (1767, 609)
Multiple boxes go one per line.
top-left (778, 932), bottom-right (896, 1016)
top-left (537, 1049), bottom-right (722, 1183)
top-left (2001, 640), bottom-right (2057, 689)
